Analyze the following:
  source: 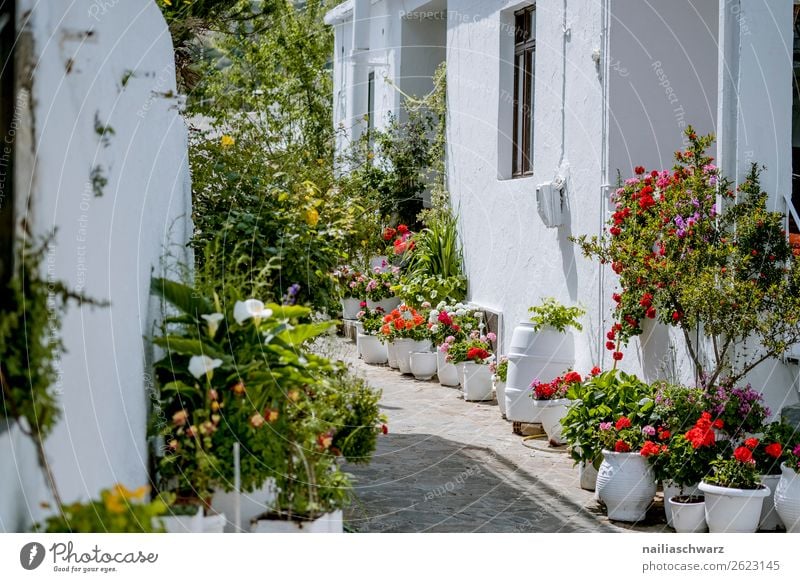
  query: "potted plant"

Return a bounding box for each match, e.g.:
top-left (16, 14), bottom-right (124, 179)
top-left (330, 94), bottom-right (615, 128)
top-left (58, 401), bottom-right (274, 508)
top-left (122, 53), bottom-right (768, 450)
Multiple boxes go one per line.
top-left (505, 297), bottom-right (584, 424)
top-left (702, 380), bottom-right (770, 440)
top-left (594, 415), bottom-right (665, 522)
top-left (448, 332), bottom-right (495, 401)
top-left (381, 305), bottom-right (431, 374)
top-left (428, 302), bottom-right (482, 387)
top-left (39, 485), bottom-right (167, 533)
top-left (365, 267), bottom-right (401, 312)
top-left (529, 371), bottom-right (584, 446)
top-left (357, 306), bottom-right (389, 364)
top-left (775, 442), bottom-right (800, 532)
top-left (490, 356), bottom-right (509, 419)
top-left (332, 266), bottom-right (368, 320)
top-left (660, 412), bottom-right (726, 528)
top-left (751, 422), bottom-right (795, 531)
top-left (561, 369), bottom-right (652, 491)
top-left (669, 495), bottom-right (707, 533)
top-left (699, 441), bottom-right (771, 533)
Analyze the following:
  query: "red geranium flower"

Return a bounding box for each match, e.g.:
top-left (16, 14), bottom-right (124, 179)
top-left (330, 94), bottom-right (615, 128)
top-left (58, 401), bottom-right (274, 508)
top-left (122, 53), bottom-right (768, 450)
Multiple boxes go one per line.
top-left (614, 440), bottom-right (631, 453)
top-left (606, 341), bottom-right (616, 351)
top-left (640, 441), bottom-right (664, 457)
top-left (615, 416), bottom-right (632, 430)
top-left (466, 347), bottom-right (490, 362)
top-left (590, 366), bottom-right (601, 376)
top-left (381, 424), bottom-right (389, 435)
top-left (563, 371), bottom-right (582, 384)
top-left (734, 446), bottom-right (753, 463)
top-left (612, 351), bottom-right (624, 361)
top-left (646, 307), bottom-right (656, 319)
top-left (397, 224), bottom-right (409, 234)
top-left (383, 227), bottom-right (396, 241)
top-left (634, 166), bottom-right (645, 174)
top-left (712, 419), bottom-right (724, 429)
top-left (744, 437), bottom-right (759, 449)
top-left (765, 443), bottom-right (783, 458)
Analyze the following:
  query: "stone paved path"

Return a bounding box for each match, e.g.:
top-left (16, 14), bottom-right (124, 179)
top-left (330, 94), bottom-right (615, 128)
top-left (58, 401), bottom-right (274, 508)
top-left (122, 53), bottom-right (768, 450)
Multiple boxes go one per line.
top-left (334, 339), bottom-right (668, 533)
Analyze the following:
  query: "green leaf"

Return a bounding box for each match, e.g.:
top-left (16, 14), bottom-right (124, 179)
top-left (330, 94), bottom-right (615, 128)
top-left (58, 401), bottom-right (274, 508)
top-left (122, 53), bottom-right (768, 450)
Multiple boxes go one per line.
top-left (152, 336), bottom-right (224, 359)
top-left (151, 278), bottom-right (213, 317)
top-left (276, 321), bottom-right (336, 346)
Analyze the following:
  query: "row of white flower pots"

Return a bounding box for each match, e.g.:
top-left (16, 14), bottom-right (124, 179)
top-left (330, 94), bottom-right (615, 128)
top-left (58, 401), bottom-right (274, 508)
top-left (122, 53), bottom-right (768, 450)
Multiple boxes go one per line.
top-left (341, 296), bottom-right (401, 320)
top-left (598, 451), bottom-right (800, 532)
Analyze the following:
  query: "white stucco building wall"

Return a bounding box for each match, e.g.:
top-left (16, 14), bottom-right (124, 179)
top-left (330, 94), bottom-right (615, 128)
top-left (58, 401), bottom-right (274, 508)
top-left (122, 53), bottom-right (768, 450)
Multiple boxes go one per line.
top-left (328, 0), bottom-right (799, 418)
top-left (0, 0), bottom-right (191, 531)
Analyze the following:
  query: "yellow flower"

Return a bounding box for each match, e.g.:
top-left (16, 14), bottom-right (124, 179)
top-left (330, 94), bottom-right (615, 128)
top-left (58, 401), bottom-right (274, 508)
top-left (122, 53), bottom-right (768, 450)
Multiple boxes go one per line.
top-left (162, 0), bottom-right (172, 6)
top-left (305, 208), bottom-right (319, 226)
top-left (103, 491), bottom-right (126, 514)
top-left (114, 483), bottom-right (148, 500)
top-left (220, 135), bottom-right (235, 148)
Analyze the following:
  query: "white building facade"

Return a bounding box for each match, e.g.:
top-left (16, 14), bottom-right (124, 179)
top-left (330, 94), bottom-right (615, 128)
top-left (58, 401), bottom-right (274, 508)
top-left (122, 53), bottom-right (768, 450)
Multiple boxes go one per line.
top-left (327, 0), bottom-right (800, 417)
top-left (0, 0), bottom-right (191, 530)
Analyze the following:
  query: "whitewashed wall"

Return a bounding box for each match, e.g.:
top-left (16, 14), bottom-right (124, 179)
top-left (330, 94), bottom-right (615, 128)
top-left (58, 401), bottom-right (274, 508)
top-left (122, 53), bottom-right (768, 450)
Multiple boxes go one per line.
top-left (0, 0), bottom-right (191, 531)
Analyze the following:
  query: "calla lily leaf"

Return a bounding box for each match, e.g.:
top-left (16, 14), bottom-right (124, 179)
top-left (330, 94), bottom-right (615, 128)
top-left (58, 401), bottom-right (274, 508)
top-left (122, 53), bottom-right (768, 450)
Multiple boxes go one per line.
top-left (152, 336), bottom-right (225, 359)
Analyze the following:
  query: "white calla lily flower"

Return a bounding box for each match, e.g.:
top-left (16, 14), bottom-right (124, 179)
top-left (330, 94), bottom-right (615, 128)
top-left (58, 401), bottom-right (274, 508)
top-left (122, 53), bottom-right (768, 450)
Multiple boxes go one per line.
top-left (233, 299), bottom-right (273, 325)
top-left (188, 355), bottom-right (223, 380)
top-left (201, 313), bottom-right (224, 337)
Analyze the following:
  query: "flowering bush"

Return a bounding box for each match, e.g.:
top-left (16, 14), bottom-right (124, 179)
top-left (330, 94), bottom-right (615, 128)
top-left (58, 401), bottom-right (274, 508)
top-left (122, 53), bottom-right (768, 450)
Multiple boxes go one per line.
top-left (596, 415), bottom-right (668, 459)
top-left (657, 411), bottom-right (728, 485)
top-left (357, 305), bottom-right (387, 335)
top-left (653, 383), bottom-right (707, 433)
top-left (561, 370), bottom-right (654, 466)
top-left (703, 380), bottom-right (769, 437)
top-left (365, 267), bottom-right (400, 301)
top-left (427, 302), bottom-right (482, 346)
top-left (786, 443), bottom-right (800, 474)
top-left (447, 332), bottom-right (495, 365)
top-left (574, 128), bottom-right (800, 382)
top-left (379, 305), bottom-right (430, 341)
top-left (530, 371), bottom-right (582, 401)
top-left (704, 439), bottom-right (763, 489)
top-left (751, 422), bottom-right (799, 475)
top-left (384, 224), bottom-right (415, 256)
top-left (332, 266), bottom-right (368, 299)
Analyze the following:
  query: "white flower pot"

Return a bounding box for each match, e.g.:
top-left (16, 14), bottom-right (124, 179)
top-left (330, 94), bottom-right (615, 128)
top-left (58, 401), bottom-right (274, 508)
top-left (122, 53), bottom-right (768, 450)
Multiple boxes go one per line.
top-left (596, 450), bottom-right (656, 522)
top-left (759, 473), bottom-right (782, 531)
top-left (358, 334), bottom-right (388, 365)
top-left (160, 506), bottom-right (204, 533)
top-left (437, 349), bottom-right (459, 386)
top-left (413, 339), bottom-right (432, 353)
top-left (340, 297), bottom-right (362, 320)
top-left (494, 379), bottom-right (507, 418)
top-left (394, 338), bottom-right (415, 375)
top-left (410, 351), bottom-right (438, 380)
top-left (775, 462), bottom-right (800, 532)
top-left (579, 460), bottom-right (599, 491)
top-left (211, 481), bottom-right (276, 532)
top-left (663, 480), bottom-right (700, 529)
top-left (460, 362), bottom-right (493, 401)
top-left (670, 495), bottom-right (708, 533)
top-left (201, 512), bottom-right (227, 533)
top-left (698, 481), bottom-right (770, 533)
top-left (367, 297), bottom-right (401, 312)
top-left (387, 340), bottom-right (399, 369)
top-left (505, 323), bottom-right (574, 423)
top-left (252, 510), bottom-right (343, 533)
top-left (531, 398), bottom-right (571, 445)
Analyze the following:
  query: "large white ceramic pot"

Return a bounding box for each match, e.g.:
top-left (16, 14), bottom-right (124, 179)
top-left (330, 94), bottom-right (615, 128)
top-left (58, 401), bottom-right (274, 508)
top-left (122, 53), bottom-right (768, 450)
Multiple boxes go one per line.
top-left (698, 481), bottom-right (770, 533)
top-left (410, 352), bottom-right (438, 380)
top-left (414, 339), bottom-right (432, 353)
top-left (670, 495), bottom-right (708, 533)
top-left (394, 338), bottom-right (415, 375)
top-left (252, 510), bottom-right (343, 533)
top-left (358, 334), bottom-right (388, 365)
top-left (461, 362), bottom-right (494, 401)
top-left (663, 480), bottom-right (700, 529)
top-left (201, 512), bottom-right (227, 532)
top-left (775, 462), bottom-right (800, 532)
top-left (367, 297), bottom-right (401, 313)
top-left (759, 473), bottom-right (782, 531)
top-left (531, 398), bottom-right (571, 446)
top-left (386, 340), bottom-right (399, 368)
top-left (211, 481), bottom-right (276, 532)
top-left (340, 297), bottom-right (361, 320)
top-left (596, 450), bottom-right (657, 522)
top-left (505, 323), bottom-right (574, 423)
top-left (437, 349), bottom-right (459, 387)
top-left (494, 379), bottom-right (507, 418)
top-left (579, 460), bottom-right (599, 491)
top-left (160, 506), bottom-right (203, 533)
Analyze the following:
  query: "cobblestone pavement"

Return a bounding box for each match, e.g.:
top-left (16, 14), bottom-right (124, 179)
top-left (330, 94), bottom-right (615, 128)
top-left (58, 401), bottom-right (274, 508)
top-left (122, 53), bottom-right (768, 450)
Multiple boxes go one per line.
top-left (334, 340), bottom-right (668, 533)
